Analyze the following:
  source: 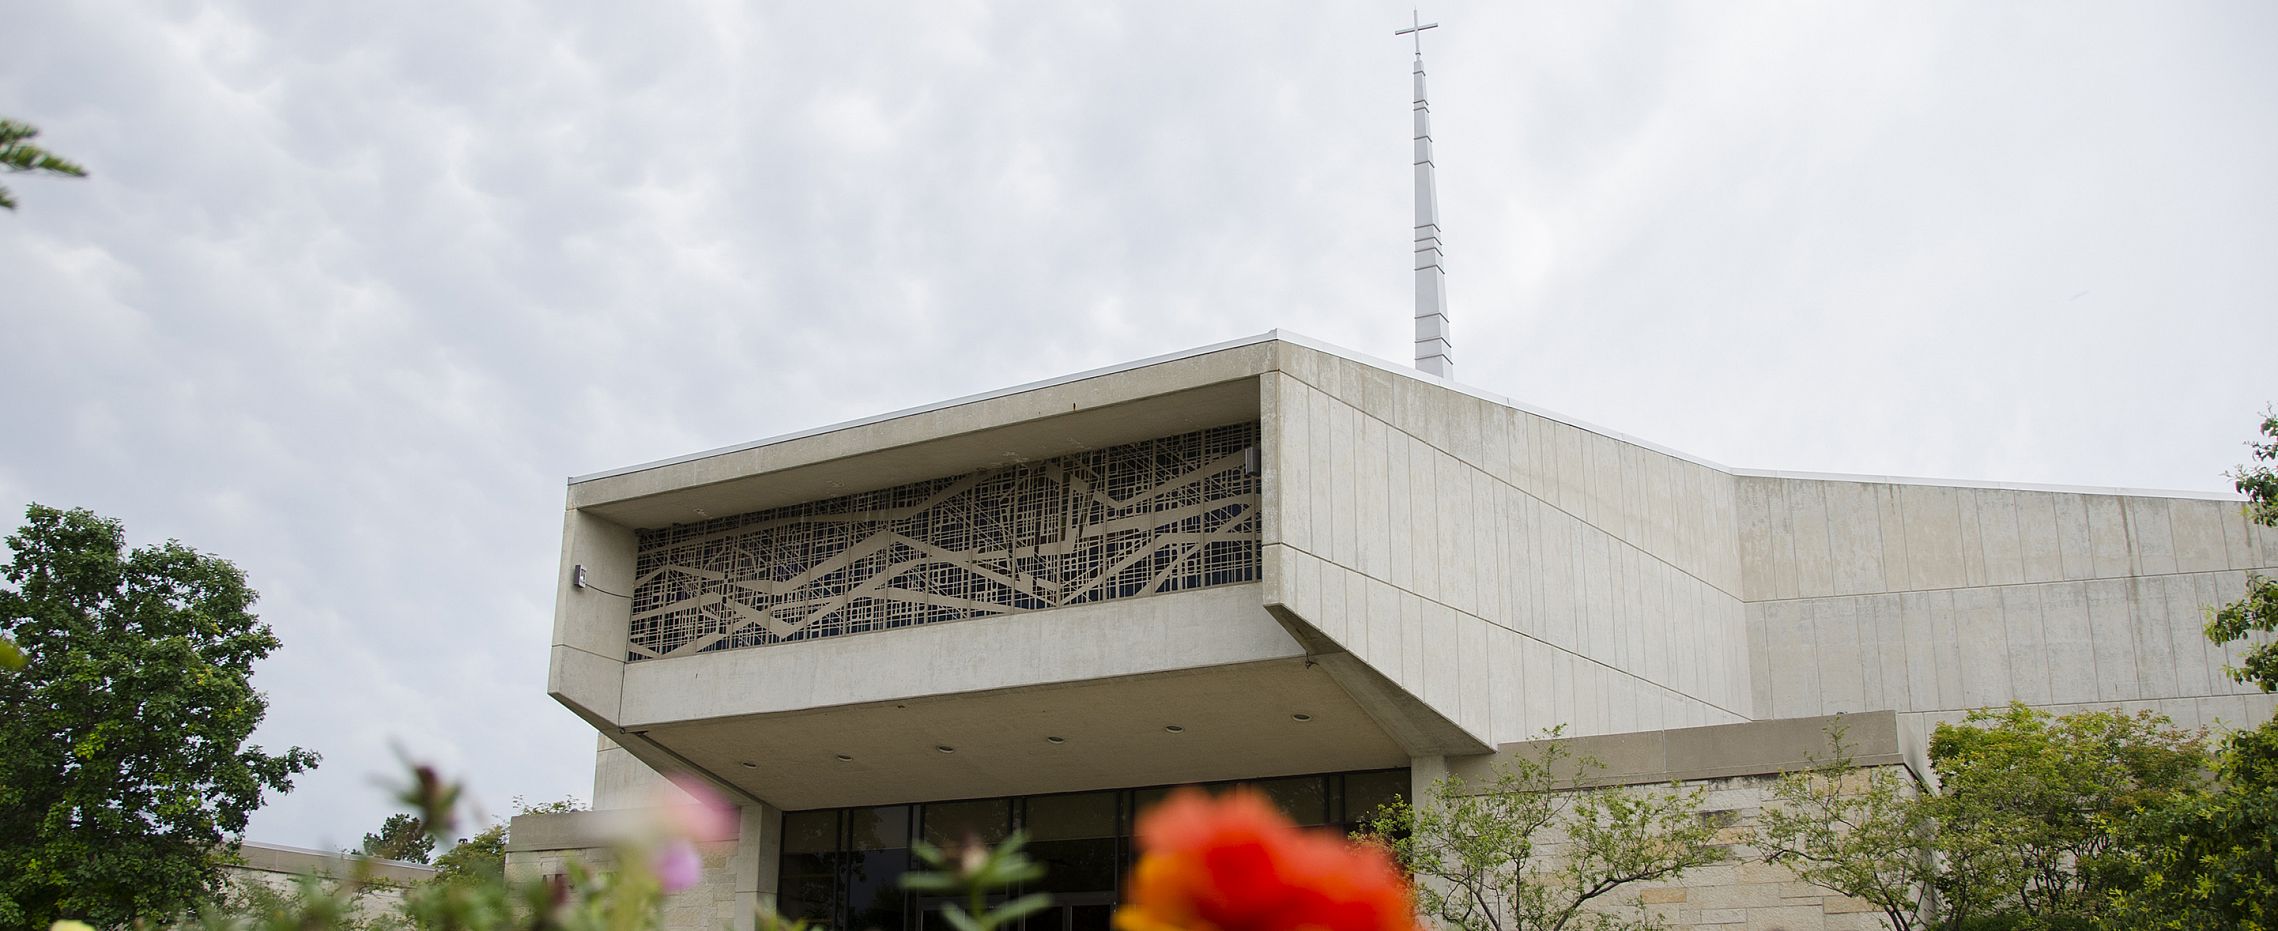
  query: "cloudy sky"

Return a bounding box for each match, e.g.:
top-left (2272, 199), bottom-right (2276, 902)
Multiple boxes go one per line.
top-left (4, 1), bottom-right (2274, 849)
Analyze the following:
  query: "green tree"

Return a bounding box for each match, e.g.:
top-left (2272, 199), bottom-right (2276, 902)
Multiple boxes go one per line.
top-left (2098, 412), bottom-right (2278, 930)
top-left (1927, 705), bottom-right (2207, 929)
top-left (1366, 733), bottom-right (1725, 931)
top-left (0, 505), bottom-right (319, 931)
top-left (185, 765), bottom-right (737, 931)
top-left (0, 118), bottom-right (88, 211)
top-left (1757, 708), bottom-right (2208, 931)
top-left (424, 796), bottom-right (584, 887)
top-left (427, 826), bottom-right (505, 887)
top-left (359, 814), bottom-right (435, 865)
top-left (2207, 411), bottom-right (2278, 695)
top-left (1754, 726), bottom-right (1944, 931)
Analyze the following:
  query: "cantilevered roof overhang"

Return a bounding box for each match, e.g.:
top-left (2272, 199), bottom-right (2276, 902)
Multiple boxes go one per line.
top-left (552, 330), bottom-right (2244, 812)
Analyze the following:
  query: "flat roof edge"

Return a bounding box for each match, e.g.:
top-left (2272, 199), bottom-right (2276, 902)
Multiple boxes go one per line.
top-left (568, 330), bottom-right (1285, 485)
top-left (1731, 467), bottom-right (2245, 502)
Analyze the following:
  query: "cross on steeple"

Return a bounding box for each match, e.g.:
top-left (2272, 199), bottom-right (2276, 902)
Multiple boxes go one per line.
top-left (1394, 10), bottom-right (1438, 57)
top-left (1397, 10), bottom-right (1452, 379)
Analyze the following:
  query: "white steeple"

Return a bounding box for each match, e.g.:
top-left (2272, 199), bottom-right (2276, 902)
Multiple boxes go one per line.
top-left (1396, 11), bottom-right (1452, 379)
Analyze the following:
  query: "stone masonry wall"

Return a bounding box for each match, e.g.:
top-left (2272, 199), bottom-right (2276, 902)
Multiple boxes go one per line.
top-left (505, 840), bottom-right (741, 931)
top-left (1623, 771), bottom-right (1904, 931)
top-left (1432, 769), bottom-right (1908, 931)
top-left (221, 866), bottom-right (418, 922)
top-left (1440, 714), bottom-right (1922, 931)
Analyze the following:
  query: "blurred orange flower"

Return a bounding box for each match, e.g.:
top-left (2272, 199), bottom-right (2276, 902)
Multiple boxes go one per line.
top-left (1115, 789), bottom-right (1415, 931)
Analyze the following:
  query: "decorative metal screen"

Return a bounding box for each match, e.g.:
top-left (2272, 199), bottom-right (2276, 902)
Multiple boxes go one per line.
top-left (627, 423), bottom-right (1261, 660)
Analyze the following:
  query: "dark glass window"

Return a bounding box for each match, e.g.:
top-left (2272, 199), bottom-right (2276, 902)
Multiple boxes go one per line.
top-left (785, 810), bottom-right (840, 854)
top-left (849, 805), bottom-right (911, 850)
top-left (1025, 792), bottom-right (1117, 843)
top-left (776, 768), bottom-right (1408, 931)
top-left (845, 806), bottom-right (909, 931)
top-left (1128, 785), bottom-right (1180, 822)
top-left (779, 810), bottom-right (839, 925)
top-left (1250, 776), bottom-right (1329, 826)
top-left (1339, 769), bottom-right (1410, 838)
top-left (922, 798), bottom-right (1011, 847)
top-left (1024, 792), bottom-right (1119, 896)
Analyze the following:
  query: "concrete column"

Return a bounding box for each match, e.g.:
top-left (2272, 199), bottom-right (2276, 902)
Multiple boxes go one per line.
top-left (730, 801), bottom-right (783, 931)
top-left (1409, 754), bottom-right (1449, 806)
top-left (1406, 755), bottom-right (1452, 929)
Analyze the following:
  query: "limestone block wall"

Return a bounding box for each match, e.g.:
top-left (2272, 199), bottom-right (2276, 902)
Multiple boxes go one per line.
top-left (1443, 715), bottom-right (1920, 931)
top-left (1622, 772), bottom-right (1902, 931)
top-left (221, 842), bottom-right (433, 922)
top-left (1739, 476), bottom-right (2278, 731)
top-left (505, 836), bottom-right (741, 931)
top-left (1264, 345), bottom-right (1752, 742)
top-left (223, 868), bottom-right (420, 920)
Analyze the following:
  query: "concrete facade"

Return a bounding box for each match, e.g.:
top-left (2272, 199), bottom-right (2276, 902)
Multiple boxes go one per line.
top-left (519, 332), bottom-right (2275, 930)
top-left (1739, 475), bottom-right (2278, 731)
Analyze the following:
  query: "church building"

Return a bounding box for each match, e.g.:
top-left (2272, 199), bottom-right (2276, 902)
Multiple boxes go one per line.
top-left (511, 329), bottom-right (2277, 930)
top-left (503, 25), bottom-right (2278, 931)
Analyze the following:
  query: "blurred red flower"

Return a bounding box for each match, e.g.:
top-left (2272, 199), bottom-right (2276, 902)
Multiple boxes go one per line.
top-left (1115, 788), bottom-right (1415, 931)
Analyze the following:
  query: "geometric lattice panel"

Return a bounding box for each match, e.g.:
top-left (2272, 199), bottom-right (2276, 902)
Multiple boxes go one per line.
top-left (628, 423), bottom-right (1262, 660)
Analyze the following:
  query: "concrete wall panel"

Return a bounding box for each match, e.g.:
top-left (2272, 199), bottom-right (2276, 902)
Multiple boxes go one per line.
top-left (1739, 473), bottom-right (2273, 727)
top-left (1263, 350), bottom-right (1753, 741)
top-left (1746, 571), bottom-right (2269, 726)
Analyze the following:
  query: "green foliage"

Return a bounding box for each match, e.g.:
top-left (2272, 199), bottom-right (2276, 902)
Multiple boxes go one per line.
top-left (0, 505), bottom-right (319, 931)
top-left (2208, 576), bottom-right (2278, 695)
top-left (1928, 705), bottom-right (2209, 928)
top-left (212, 867), bottom-right (407, 931)
top-left (361, 815), bottom-right (436, 865)
top-left (508, 796), bottom-right (587, 817)
top-left (1754, 725), bottom-right (1939, 931)
top-left (0, 118), bottom-right (88, 211)
top-left (901, 832), bottom-right (1051, 931)
top-left (2210, 412), bottom-right (2278, 697)
top-left (2098, 732), bottom-right (2278, 931)
top-left (428, 827), bottom-right (504, 888)
top-left (2093, 412), bottom-right (2278, 930)
top-left (1757, 708), bottom-right (2209, 931)
top-left (163, 763), bottom-right (819, 931)
top-left (1366, 733), bottom-right (1725, 931)
top-left (2234, 412), bottom-right (2278, 531)
top-left (423, 797), bottom-right (585, 887)
top-left (197, 850), bottom-right (665, 931)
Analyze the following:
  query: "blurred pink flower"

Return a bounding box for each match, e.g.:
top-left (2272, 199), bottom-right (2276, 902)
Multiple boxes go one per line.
top-left (655, 838), bottom-right (704, 893)
top-left (658, 773), bottom-right (740, 840)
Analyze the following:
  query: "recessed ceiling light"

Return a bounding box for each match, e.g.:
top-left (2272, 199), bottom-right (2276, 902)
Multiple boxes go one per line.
top-left (1163, 725), bottom-right (1185, 734)
top-left (1045, 736), bottom-right (1066, 744)
top-left (936, 745), bottom-right (957, 754)
top-left (1291, 713), bottom-right (1313, 722)
top-left (834, 754), bottom-right (853, 762)
top-left (739, 761), bottom-right (758, 769)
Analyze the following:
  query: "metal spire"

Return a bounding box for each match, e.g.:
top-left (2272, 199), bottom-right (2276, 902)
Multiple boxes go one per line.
top-left (1396, 10), bottom-right (1452, 379)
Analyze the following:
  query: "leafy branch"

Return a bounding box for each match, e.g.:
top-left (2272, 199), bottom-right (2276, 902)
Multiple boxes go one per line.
top-left (0, 119), bottom-right (88, 211)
